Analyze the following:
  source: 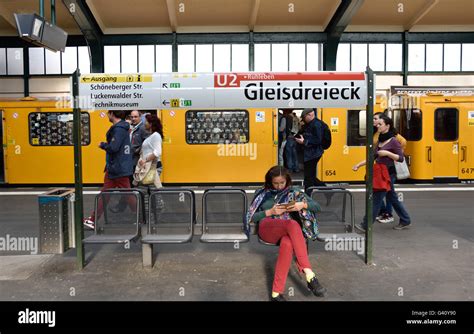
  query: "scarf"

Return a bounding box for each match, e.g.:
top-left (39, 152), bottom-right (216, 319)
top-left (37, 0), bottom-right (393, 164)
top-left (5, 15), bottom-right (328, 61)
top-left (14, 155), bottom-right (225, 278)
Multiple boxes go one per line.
top-left (244, 187), bottom-right (319, 240)
top-left (378, 130), bottom-right (395, 143)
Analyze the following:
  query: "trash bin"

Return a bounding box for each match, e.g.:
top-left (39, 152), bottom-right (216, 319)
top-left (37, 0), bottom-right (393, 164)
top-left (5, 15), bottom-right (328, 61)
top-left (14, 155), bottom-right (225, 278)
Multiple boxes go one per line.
top-left (38, 188), bottom-right (75, 254)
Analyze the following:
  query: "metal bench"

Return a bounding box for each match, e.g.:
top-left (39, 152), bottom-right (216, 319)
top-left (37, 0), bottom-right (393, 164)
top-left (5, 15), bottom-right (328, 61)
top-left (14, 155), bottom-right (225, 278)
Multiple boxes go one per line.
top-left (141, 188), bottom-right (196, 267)
top-left (200, 189), bottom-right (248, 243)
top-left (308, 186), bottom-right (360, 243)
top-left (83, 188), bottom-right (145, 244)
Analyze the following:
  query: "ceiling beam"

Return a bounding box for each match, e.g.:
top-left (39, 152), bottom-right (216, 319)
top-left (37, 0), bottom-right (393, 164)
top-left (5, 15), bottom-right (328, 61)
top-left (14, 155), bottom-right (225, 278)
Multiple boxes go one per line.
top-left (405, 0), bottom-right (439, 31)
top-left (85, 0), bottom-right (106, 33)
top-left (249, 0), bottom-right (261, 31)
top-left (165, 0), bottom-right (178, 33)
top-left (322, 0), bottom-right (342, 32)
top-left (62, 0), bottom-right (104, 72)
top-left (0, 2), bottom-right (18, 28)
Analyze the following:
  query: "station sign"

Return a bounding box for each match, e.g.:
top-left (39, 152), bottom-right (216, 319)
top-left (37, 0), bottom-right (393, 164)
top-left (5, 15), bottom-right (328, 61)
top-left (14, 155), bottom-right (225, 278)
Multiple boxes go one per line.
top-left (79, 72), bottom-right (368, 110)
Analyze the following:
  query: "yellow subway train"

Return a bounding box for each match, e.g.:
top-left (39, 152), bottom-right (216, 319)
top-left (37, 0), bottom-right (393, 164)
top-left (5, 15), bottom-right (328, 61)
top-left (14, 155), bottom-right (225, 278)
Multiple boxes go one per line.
top-left (0, 93), bottom-right (473, 185)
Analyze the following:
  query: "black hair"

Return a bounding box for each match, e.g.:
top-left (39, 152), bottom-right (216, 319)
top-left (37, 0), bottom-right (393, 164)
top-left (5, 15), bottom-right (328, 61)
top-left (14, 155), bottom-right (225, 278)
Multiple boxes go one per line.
top-left (109, 110), bottom-right (126, 120)
top-left (264, 165), bottom-right (293, 189)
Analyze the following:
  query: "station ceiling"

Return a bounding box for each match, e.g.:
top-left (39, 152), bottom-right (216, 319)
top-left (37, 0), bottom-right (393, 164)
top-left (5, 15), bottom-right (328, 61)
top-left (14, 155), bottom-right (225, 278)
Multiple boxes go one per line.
top-left (0, 0), bottom-right (473, 36)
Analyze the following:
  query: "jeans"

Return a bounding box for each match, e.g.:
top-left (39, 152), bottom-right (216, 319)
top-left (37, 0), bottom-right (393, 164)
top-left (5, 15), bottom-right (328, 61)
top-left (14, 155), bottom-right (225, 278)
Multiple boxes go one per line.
top-left (284, 137), bottom-right (299, 171)
top-left (362, 174), bottom-right (410, 228)
top-left (303, 156), bottom-right (325, 194)
top-left (378, 199), bottom-right (393, 216)
top-left (259, 218), bottom-right (312, 294)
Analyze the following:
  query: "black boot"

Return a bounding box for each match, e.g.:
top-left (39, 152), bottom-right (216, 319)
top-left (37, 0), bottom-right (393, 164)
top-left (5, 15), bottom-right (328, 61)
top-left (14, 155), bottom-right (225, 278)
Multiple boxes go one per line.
top-left (270, 294), bottom-right (286, 302)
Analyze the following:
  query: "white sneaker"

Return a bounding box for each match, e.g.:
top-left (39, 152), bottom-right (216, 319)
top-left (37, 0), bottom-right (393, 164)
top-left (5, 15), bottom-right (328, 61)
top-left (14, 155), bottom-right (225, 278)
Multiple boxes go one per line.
top-left (378, 214), bottom-right (394, 224)
top-left (83, 217), bottom-right (95, 230)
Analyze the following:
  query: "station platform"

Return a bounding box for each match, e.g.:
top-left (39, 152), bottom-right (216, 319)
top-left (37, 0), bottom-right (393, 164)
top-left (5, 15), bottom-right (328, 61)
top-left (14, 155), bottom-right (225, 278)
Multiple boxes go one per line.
top-left (0, 184), bottom-right (472, 301)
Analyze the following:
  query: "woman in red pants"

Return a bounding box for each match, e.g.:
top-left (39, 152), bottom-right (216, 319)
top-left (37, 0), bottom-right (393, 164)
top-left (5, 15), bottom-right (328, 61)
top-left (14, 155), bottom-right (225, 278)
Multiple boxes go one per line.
top-left (245, 165), bottom-right (327, 301)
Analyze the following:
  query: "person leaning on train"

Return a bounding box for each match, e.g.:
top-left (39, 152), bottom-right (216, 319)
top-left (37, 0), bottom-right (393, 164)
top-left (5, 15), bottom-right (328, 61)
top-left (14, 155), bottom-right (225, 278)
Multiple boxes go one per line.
top-left (244, 165), bottom-right (327, 301)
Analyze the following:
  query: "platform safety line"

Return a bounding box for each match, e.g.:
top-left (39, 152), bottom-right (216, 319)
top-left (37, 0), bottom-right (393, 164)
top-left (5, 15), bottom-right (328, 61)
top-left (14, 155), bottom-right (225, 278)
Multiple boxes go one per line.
top-left (0, 187), bottom-right (474, 196)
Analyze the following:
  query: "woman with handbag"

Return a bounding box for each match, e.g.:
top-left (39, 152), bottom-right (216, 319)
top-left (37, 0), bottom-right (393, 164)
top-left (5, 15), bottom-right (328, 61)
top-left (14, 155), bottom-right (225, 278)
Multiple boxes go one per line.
top-left (352, 114), bottom-right (411, 232)
top-left (134, 114), bottom-right (163, 187)
top-left (244, 166), bottom-right (327, 301)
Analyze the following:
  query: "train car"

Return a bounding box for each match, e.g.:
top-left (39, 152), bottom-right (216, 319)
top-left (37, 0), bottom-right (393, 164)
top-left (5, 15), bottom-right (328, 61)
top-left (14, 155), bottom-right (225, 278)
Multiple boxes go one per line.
top-left (390, 94), bottom-right (474, 182)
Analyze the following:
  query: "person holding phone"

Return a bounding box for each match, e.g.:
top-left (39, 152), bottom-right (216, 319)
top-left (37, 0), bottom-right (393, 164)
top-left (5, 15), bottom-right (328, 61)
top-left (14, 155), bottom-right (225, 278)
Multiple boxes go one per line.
top-left (244, 166), bottom-right (327, 301)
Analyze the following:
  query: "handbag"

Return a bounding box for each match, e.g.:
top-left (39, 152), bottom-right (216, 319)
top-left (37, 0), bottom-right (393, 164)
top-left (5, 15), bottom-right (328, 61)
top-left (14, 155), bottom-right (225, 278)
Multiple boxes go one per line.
top-left (373, 163), bottom-right (391, 192)
top-left (395, 159), bottom-right (410, 180)
top-left (142, 163), bottom-right (157, 185)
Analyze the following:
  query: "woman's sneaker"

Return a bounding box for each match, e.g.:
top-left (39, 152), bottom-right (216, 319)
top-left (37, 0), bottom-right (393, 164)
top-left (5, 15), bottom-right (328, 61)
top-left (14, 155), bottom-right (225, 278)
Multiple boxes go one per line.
top-left (270, 294), bottom-right (286, 302)
top-left (393, 223), bottom-right (411, 230)
top-left (307, 277), bottom-right (327, 297)
top-left (83, 217), bottom-right (95, 230)
top-left (378, 213), bottom-right (394, 224)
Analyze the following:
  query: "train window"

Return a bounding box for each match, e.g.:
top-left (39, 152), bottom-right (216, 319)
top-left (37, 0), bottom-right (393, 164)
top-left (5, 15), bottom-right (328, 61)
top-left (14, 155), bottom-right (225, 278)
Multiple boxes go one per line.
top-left (185, 110), bottom-right (249, 145)
top-left (435, 108), bottom-right (458, 141)
top-left (28, 112), bottom-right (90, 146)
top-left (398, 109), bottom-right (422, 141)
top-left (347, 110), bottom-right (367, 146)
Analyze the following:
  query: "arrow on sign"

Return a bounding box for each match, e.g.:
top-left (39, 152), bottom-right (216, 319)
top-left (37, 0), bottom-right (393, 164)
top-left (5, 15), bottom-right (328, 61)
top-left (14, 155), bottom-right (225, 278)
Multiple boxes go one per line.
top-left (162, 100), bottom-right (169, 106)
top-left (82, 77), bottom-right (90, 82)
top-left (162, 83), bottom-right (168, 88)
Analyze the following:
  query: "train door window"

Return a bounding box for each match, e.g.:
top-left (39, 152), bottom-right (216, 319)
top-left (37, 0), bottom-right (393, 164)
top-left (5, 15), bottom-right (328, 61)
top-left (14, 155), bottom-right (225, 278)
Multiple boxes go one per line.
top-left (398, 109), bottom-right (422, 141)
top-left (28, 112), bottom-right (90, 146)
top-left (435, 108), bottom-right (458, 141)
top-left (185, 110), bottom-right (249, 144)
top-left (347, 109), bottom-right (366, 146)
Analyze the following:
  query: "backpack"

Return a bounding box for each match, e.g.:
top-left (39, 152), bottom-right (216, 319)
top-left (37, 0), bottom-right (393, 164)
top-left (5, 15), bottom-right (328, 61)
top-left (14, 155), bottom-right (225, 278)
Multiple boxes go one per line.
top-left (319, 119), bottom-right (332, 150)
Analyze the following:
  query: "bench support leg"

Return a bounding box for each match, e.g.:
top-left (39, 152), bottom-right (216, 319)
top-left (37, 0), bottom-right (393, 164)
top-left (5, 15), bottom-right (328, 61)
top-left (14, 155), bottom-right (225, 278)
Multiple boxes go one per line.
top-left (142, 243), bottom-right (153, 268)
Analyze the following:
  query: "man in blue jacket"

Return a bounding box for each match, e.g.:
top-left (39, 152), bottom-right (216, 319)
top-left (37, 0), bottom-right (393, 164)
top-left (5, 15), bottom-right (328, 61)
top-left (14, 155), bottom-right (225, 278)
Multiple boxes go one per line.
top-left (83, 110), bottom-right (134, 229)
top-left (295, 108), bottom-right (326, 194)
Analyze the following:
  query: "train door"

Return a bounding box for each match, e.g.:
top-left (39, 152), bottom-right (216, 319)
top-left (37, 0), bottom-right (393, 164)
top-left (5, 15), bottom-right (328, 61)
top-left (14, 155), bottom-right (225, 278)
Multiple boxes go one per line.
top-left (430, 105), bottom-right (459, 179)
top-left (459, 106), bottom-right (474, 180)
top-left (319, 108), bottom-right (366, 182)
top-left (0, 109), bottom-right (5, 183)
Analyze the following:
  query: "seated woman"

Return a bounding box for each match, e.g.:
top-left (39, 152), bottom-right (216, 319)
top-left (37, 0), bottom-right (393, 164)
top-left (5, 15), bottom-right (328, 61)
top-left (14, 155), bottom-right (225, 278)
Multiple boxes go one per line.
top-left (245, 165), bottom-right (327, 301)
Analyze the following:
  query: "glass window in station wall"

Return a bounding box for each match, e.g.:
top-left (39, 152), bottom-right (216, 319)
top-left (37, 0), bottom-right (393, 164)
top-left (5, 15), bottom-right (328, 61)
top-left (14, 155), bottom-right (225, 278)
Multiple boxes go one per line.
top-left (462, 43), bottom-right (474, 71)
top-left (0, 48), bottom-right (6, 75)
top-left (254, 44), bottom-right (270, 71)
top-left (121, 45), bottom-right (138, 73)
top-left (29, 48), bottom-right (45, 75)
top-left (45, 49), bottom-right (61, 74)
top-left (156, 45), bottom-right (172, 73)
top-left (385, 44), bottom-right (402, 71)
top-left (409, 44), bottom-right (425, 71)
top-left (351, 44), bottom-right (368, 72)
top-left (138, 45), bottom-right (155, 73)
top-left (426, 44), bottom-right (443, 71)
top-left (104, 45), bottom-right (121, 73)
top-left (178, 45), bottom-right (195, 72)
top-left (306, 43), bottom-right (320, 71)
top-left (214, 44), bottom-right (231, 72)
top-left (78, 46), bottom-right (91, 74)
top-left (444, 44), bottom-right (461, 71)
top-left (62, 47), bottom-right (78, 74)
top-left (196, 44), bottom-right (213, 72)
top-left (369, 44), bottom-right (385, 71)
top-left (231, 44), bottom-right (249, 72)
top-left (336, 44), bottom-right (350, 71)
top-left (289, 44), bottom-right (305, 72)
top-left (271, 44), bottom-right (288, 72)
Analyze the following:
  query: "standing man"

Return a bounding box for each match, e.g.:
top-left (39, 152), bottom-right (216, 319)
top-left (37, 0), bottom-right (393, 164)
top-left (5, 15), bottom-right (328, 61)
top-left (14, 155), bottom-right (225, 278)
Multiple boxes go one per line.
top-left (83, 110), bottom-right (134, 229)
top-left (295, 108), bottom-right (326, 194)
top-left (129, 110), bottom-right (150, 185)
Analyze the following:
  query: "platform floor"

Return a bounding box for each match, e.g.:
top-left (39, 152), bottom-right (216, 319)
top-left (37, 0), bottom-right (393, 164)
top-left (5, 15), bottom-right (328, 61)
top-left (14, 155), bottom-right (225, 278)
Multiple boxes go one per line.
top-left (0, 185), bottom-right (473, 301)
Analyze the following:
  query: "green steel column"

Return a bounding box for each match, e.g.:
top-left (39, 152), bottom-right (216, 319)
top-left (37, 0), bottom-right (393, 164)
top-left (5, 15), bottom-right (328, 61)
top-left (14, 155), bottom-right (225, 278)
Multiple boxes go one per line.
top-left (402, 31), bottom-right (408, 85)
top-left (39, 0), bottom-right (44, 17)
top-left (249, 32), bottom-right (254, 71)
top-left (365, 67), bottom-right (374, 264)
top-left (172, 33), bottom-right (178, 72)
top-left (72, 70), bottom-right (85, 270)
top-left (51, 0), bottom-right (56, 25)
